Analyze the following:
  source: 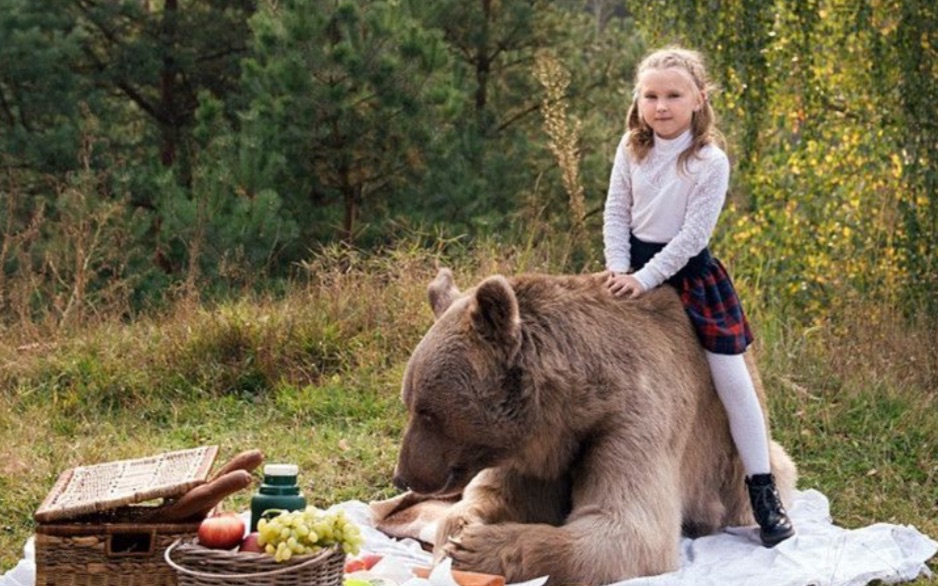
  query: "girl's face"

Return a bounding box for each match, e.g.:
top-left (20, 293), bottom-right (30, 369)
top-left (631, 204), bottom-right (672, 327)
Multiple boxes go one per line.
top-left (636, 67), bottom-right (703, 140)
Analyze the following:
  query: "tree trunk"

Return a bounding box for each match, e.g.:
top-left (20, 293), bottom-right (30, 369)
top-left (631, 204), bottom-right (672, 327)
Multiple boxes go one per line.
top-left (474, 0), bottom-right (491, 121)
top-left (159, 0), bottom-right (178, 167)
top-left (341, 185), bottom-right (358, 246)
top-left (338, 159), bottom-right (360, 245)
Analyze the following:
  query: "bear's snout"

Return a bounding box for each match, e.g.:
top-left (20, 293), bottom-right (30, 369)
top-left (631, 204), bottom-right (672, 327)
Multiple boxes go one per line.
top-left (392, 457), bottom-right (460, 496)
top-left (396, 416), bottom-right (467, 496)
top-left (392, 468), bottom-right (411, 492)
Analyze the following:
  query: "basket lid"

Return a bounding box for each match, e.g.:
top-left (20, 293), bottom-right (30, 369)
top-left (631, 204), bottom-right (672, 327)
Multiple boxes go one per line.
top-left (34, 445), bottom-right (219, 523)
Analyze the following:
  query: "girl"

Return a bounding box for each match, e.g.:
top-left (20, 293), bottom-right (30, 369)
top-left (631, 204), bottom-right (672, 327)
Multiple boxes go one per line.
top-left (602, 46), bottom-right (794, 547)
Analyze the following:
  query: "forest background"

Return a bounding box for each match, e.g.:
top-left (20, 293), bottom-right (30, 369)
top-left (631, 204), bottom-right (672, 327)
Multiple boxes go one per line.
top-left (2, 0), bottom-right (936, 318)
top-left (0, 0), bottom-right (936, 580)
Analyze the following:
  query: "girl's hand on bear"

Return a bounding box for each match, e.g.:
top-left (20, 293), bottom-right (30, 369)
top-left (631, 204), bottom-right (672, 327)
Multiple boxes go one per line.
top-left (606, 272), bottom-right (645, 298)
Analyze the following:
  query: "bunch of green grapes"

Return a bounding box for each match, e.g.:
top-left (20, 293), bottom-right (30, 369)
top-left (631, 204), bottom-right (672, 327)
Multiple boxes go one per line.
top-left (256, 507), bottom-right (363, 562)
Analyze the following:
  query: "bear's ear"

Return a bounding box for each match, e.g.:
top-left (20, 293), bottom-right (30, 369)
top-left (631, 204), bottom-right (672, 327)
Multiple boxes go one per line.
top-left (470, 275), bottom-right (521, 361)
top-left (428, 268), bottom-right (461, 319)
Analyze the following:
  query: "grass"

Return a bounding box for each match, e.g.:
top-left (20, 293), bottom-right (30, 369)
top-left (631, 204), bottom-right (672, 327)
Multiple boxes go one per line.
top-left (0, 242), bottom-right (936, 584)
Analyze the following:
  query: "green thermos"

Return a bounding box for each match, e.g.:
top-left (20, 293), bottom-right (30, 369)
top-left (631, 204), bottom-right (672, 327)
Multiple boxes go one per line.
top-left (249, 463), bottom-right (307, 532)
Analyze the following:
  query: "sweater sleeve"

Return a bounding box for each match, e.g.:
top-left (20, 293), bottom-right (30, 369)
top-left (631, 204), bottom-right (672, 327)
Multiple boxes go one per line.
top-left (632, 149), bottom-right (730, 291)
top-left (603, 134), bottom-right (633, 273)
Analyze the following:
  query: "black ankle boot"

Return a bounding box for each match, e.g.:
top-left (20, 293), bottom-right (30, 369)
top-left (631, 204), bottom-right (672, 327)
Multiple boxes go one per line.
top-left (746, 473), bottom-right (795, 547)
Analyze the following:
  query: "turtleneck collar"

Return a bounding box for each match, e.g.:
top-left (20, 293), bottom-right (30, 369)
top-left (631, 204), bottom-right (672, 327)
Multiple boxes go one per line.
top-left (654, 129), bottom-right (693, 154)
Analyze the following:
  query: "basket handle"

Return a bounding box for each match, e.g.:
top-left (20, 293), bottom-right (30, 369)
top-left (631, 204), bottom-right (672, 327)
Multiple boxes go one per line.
top-left (164, 539), bottom-right (342, 580)
top-left (106, 529), bottom-right (156, 557)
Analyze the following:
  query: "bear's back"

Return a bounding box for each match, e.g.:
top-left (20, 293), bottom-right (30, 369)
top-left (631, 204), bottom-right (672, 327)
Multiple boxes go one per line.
top-left (508, 272), bottom-right (699, 364)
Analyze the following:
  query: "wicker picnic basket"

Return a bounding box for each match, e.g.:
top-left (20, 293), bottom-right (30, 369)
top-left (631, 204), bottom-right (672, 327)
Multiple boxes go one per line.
top-left (33, 446), bottom-right (219, 586)
top-left (164, 539), bottom-right (346, 586)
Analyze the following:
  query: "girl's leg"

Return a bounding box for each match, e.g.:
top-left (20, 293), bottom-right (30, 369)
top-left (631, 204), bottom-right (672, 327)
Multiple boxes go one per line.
top-left (705, 351), bottom-right (794, 547)
top-left (704, 351), bottom-right (770, 475)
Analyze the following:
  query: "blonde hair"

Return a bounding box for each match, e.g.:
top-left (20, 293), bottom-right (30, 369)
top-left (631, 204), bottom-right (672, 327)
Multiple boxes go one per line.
top-left (626, 47), bottom-right (725, 169)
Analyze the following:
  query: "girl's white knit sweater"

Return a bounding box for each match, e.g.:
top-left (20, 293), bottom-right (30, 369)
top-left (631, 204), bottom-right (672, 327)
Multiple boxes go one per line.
top-left (603, 129), bottom-right (730, 290)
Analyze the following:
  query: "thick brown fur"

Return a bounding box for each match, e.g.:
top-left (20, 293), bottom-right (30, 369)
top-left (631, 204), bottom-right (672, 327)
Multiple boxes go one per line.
top-left (394, 269), bottom-right (797, 585)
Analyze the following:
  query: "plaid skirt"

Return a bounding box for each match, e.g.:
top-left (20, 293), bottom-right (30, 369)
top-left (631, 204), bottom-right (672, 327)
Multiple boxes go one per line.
top-left (630, 235), bottom-right (753, 355)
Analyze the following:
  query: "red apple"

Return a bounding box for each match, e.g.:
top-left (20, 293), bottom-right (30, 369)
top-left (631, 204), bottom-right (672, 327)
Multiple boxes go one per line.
top-left (198, 513), bottom-right (245, 550)
top-left (239, 531), bottom-right (263, 553)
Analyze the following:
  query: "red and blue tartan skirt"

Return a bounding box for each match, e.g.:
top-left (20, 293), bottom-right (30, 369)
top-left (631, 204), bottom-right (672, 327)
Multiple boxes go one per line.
top-left (630, 235), bottom-right (753, 355)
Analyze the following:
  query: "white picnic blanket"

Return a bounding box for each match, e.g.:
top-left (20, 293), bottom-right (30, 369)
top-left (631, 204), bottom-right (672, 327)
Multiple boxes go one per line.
top-left (2, 489), bottom-right (935, 586)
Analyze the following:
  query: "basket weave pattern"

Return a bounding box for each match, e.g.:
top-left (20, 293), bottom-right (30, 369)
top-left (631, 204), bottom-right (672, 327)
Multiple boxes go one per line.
top-left (165, 540), bottom-right (346, 586)
top-left (36, 528), bottom-right (198, 586)
top-left (35, 446), bottom-right (218, 523)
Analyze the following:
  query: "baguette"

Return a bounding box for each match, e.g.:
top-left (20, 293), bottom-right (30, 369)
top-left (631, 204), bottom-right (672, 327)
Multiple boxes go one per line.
top-left (413, 566), bottom-right (506, 586)
top-left (209, 449), bottom-right (264, 481)
top-left (157, 469), bottom-right (253, 522)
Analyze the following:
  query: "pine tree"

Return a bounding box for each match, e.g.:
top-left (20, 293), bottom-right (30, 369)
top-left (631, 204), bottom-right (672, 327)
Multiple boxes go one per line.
top-left (240, 0), bottom-right (449, 244)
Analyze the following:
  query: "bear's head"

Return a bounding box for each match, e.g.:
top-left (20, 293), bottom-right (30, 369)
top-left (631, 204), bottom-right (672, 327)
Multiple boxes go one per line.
top-left (393, 268), bottom-right (532, 496)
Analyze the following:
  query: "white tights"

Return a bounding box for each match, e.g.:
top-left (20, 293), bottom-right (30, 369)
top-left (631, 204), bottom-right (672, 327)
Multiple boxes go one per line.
top-left (705, 351), bottom-right (771, 476)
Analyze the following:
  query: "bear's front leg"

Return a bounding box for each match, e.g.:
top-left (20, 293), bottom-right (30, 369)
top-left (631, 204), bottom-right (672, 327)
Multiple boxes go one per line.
top-left (443, 462), bottom-right (684, 585)
top-left (433, 469), bottom-right (510, 563)
top-left (433, 468), bottom-right (570, 564)
top-left (433, 499), bottom-right (487, 562)
top-left (442, 521), bottom-right (554, 582)
top-left (443, 505), bottom-right (681, 585)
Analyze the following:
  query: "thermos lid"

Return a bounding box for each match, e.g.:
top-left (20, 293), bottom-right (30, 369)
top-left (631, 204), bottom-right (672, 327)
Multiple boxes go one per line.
top-left (264, 463), bottom-right (299, 476)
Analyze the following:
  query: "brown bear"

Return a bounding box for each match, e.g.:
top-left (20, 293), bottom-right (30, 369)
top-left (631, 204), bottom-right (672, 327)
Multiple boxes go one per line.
top-left (393, 268), bottom-right (797, 585)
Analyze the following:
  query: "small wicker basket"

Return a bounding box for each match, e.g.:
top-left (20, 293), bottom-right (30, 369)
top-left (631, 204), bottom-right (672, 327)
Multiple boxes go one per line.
top-left (34, 446), bottom-right (219, 586)
top-left (35, 519), bottom-right (201, 586)
top-left (164, 540), bottom-right (346, 586)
